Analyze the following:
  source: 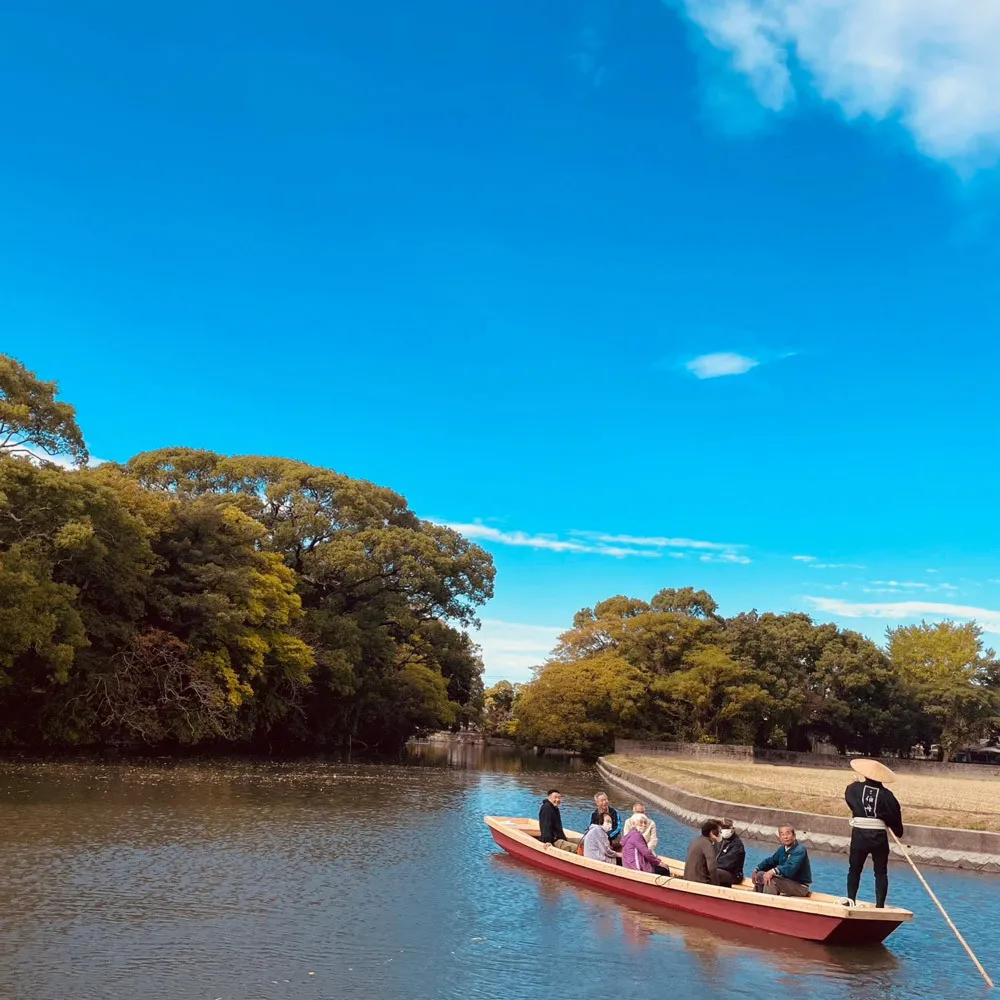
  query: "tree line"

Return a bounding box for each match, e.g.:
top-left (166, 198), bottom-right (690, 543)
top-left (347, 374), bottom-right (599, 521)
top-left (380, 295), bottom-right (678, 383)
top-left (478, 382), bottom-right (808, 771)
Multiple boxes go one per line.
top-left (0, 356), bottom-right (494, 753)
top-left (483, 588), bottom-right (1000, 759)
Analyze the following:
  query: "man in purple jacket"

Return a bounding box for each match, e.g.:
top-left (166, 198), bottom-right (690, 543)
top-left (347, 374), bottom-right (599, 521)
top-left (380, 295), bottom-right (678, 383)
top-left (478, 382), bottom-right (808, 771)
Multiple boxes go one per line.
top-left (621, 814), bottom-right (671, 876)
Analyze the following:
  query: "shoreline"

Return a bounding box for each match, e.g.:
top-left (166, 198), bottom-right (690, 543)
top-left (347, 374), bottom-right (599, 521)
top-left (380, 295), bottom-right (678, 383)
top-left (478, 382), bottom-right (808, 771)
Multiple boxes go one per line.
top-left (598, 757), bottom-right (1000, 873)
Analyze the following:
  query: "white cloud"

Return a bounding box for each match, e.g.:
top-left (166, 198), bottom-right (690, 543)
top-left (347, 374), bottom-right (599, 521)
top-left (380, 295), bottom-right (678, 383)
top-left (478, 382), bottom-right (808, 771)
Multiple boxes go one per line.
top-left (806, 596), bottom-right (1000, 634)
top-left (686, 352), bottom-right (759, 379)
top-left (863, 580), bottom-right (958, 595)
top-left (807, 562), bottom-right (865, 570)
top-left (441, 521), bottom-right (748, 562)
top-left (700, 552), bottom-right (752, 564)
top-left (792, 554), bottom-right (816, 562)
top-left (572, 531), bottom-right (737, 552)
top-left (442, 522), bottom-right (661, 558)
top-left (676, 0), bottom-right (1000, 167)
top-left (471, 619), bottom-right (564, 685)
top-left (12, 448), bottom-right (105, 470)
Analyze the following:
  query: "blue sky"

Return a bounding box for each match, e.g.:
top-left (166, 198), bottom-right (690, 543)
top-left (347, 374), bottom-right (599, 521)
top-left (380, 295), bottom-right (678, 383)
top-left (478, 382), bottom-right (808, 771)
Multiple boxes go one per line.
top-left (5, 1), bottom-right (1000, 684)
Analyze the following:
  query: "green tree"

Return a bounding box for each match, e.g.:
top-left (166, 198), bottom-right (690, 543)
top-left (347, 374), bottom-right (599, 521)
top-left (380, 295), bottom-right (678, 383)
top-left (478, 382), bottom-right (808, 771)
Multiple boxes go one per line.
top-left (888, 620), bottom-right (1000, 759)
top-left (514, 652), bottom-right (654, 755)
top-left (654, 645), bottom-right (769, 744)
top-left (0, 459), bottom-right (155, 743)
top-left (119, 448), bottom-right (495, 751)
top-left (0, 356), bottom-right (88, 464)
top-left (483, 679), bottom-right (520, 737)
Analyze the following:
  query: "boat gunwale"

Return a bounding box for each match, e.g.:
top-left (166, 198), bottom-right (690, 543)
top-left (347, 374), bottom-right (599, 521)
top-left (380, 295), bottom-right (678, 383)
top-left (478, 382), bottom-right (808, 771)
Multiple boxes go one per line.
top-left (484, 815), bottom-right (913, 923)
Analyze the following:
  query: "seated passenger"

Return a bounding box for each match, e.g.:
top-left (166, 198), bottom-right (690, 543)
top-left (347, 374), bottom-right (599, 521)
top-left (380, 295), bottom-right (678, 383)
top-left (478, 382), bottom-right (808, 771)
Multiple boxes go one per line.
top-left (714, 818), bottom-right (746, 887)
top-left (589, 792), bottom-right (624, 847)
top-left (683, 820), bottom-right (721, 885)
top-left (538, 789), bottom-right (578, 852)
top-left (621, 814), bottom-right (670, 876)
top-left (622, 802), bottom-right (658, 853)
top-left (582, 813), bottom-right (619, 865)
top-left (751, 825), bottom-right (812, 898)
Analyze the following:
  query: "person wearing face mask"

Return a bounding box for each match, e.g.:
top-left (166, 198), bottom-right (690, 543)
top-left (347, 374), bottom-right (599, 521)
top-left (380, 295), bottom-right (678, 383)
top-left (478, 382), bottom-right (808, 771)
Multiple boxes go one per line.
top-left (582, 811), bottom-right (619, 865)
top-left (588, 792), bottom-right (623, 847)
top-left (714, 818), bottom-right (746, 887)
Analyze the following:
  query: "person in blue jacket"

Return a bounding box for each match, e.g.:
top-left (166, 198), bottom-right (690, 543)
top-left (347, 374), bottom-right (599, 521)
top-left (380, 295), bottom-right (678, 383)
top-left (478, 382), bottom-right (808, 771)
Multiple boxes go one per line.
top-left (751, 825), bottom-right (812, 898)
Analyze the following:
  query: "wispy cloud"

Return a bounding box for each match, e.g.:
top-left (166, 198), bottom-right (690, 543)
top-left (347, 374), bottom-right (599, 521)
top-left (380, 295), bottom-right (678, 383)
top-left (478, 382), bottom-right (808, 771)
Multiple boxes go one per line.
top-left (865, 580), bottom-right (959, 594)
top-left (686, 352), bottom-right (759, 379)
top-left (807, 562), bottom-right (865, 570)
top-left (572, 531), bottom-right (738, 552)
top-left (471, 619), bottom-right (564, 684)
top-left (700, 552), bottom-right (752, 564)
top-left (441, 522), bottom-right (659, 558)
top-left (792, 555), bottom-right (816, 563)
top-left (442, 521), bottom-right (749, 562)
top-left (674, 0), bottom-right (1000, 169)
top-left (806, 597), bottom-right (1000, 634)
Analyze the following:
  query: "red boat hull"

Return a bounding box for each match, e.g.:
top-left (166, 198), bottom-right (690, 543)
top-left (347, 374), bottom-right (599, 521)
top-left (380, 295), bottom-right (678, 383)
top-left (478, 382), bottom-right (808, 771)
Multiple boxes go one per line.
top-left (488, 823), bottom-right (903, 946)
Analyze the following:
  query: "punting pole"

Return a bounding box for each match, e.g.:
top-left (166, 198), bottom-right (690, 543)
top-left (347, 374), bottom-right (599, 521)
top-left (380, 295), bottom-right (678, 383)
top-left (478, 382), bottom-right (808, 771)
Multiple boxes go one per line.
top-left (890, 830), bottom-right (994, 989)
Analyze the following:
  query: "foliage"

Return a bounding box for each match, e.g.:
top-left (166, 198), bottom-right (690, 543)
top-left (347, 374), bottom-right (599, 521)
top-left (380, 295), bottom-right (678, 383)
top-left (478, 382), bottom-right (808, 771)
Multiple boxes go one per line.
top-left (513, 653), bottom-right (654, 755)
top-left (0, 355), bottom-right (494, 752)
top-left (513, 590), bottom-right (985, 758)
top-left (0, 356), bottom-right (88, 464)
top-left (888, 621), bottom-right (1000, 759)
top-left (482, 680), bottom-right (520, 737)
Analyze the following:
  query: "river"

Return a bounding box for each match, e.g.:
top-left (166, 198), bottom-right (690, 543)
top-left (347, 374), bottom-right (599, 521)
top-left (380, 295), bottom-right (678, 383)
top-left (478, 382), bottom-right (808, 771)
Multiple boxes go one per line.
top-left (0, 746), bottom-right (995, 999)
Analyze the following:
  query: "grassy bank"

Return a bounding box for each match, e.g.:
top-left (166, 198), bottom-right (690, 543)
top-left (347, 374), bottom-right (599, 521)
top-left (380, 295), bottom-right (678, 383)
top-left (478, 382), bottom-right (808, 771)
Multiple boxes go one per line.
top-left (606, 754), bottom-right (1000, 832)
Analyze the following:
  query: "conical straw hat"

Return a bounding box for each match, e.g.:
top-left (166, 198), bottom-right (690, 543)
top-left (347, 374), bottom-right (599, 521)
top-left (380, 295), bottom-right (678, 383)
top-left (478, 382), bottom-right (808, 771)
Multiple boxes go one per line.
top-left (850, 758), bottom-right (897, 783)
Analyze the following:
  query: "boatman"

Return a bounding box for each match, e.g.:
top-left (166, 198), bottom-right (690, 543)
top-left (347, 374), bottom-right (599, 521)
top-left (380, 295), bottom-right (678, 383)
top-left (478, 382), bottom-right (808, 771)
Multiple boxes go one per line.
top-left (846, 758), bottom-right (903, 909)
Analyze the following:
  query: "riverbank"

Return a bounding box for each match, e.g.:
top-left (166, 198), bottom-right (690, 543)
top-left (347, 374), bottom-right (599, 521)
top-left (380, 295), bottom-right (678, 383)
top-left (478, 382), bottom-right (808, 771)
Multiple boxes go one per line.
top-left (599, 754), bottom-right (1000, 871)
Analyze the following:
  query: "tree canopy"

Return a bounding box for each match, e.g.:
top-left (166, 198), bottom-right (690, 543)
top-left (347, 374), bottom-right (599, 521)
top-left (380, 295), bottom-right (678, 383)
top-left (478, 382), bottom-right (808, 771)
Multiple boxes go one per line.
top-left (0, 355), bottom-right (494, 752)
top-left (511, 591), bottom-right (997, 757)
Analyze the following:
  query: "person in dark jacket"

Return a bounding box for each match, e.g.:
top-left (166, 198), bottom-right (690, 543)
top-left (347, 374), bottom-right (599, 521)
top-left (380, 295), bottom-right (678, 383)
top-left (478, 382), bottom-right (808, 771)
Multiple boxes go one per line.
top-left (589, 792), bottom-right (623, 847)
top-left (683, 820), bottom-right (721, 884)
top-left (714, 818), bottom-right (746, 887)
top-left (751, 826), bottom-right (812, 897)
top-left (538, 789), bottom-right (578, 852)
top-left (845, 758), bottom-right (904, 908)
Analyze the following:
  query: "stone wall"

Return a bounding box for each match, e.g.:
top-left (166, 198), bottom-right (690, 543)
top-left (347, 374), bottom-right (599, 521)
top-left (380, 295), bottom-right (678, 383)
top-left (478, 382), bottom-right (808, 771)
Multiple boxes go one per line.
top-left (614, 739), bottom-right (1000, 779)
top-left (597, 758), bottom-right (1000, 872)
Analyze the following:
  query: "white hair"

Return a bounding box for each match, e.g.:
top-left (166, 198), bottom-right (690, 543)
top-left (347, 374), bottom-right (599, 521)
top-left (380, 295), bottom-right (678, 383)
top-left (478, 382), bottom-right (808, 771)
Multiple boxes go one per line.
top-left (631, 813), bottom-right (650, 830)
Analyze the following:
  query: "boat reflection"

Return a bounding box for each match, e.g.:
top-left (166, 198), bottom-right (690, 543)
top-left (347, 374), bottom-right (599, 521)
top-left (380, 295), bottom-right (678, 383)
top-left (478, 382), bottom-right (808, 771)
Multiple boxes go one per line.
top-left (490, 853), bottom-right (900, 981)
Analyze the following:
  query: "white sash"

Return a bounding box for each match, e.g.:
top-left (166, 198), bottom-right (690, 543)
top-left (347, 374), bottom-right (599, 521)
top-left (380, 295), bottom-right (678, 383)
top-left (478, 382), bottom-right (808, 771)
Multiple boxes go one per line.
top-left (850, 817), bottom-right (887, 830)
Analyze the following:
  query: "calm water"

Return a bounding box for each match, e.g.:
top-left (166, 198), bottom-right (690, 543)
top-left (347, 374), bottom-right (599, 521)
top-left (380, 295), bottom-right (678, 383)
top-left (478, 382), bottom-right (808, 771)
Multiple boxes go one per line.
top-left (0, 746), bottom-right (997, 999)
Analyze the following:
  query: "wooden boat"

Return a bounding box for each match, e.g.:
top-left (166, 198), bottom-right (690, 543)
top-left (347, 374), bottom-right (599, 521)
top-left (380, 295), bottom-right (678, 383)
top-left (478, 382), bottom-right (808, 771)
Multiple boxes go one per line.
top-left (485, 816), bottom-right (913, 946)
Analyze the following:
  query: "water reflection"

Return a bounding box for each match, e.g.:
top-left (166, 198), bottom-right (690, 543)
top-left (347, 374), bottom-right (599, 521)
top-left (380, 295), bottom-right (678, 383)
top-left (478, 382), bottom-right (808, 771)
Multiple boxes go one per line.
top-left (407, 741), bottom-right (587, 773)
top-left (491, 852), bottom-right (899, 980)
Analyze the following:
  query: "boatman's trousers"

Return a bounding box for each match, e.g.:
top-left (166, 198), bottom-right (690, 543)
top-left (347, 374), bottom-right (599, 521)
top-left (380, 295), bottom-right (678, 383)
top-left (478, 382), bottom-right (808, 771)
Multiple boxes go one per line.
top-left (847, 832), bottom-right (890, 908)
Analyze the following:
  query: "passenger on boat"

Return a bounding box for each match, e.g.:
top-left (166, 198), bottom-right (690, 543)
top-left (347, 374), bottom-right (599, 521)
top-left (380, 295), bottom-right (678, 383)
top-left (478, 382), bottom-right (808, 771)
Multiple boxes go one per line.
top-left (751, 826), bottom-right (812, 898)
top-left (621, 802), bottom-right (658, 853)
top-left (582, 812), bottom-right (619, 865)
top-left (589, 793), bottom-right (624, 847)
top-left (714, 818), bottom-right (746, 887)
top-left (539, 789), bottom-right (578, 853)
top-left (683, 820), bottom-right (721, 885)
top-left (845, 758), bottom-right (904, 909)
top-left (621, 814), bottom-right (670, 876)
